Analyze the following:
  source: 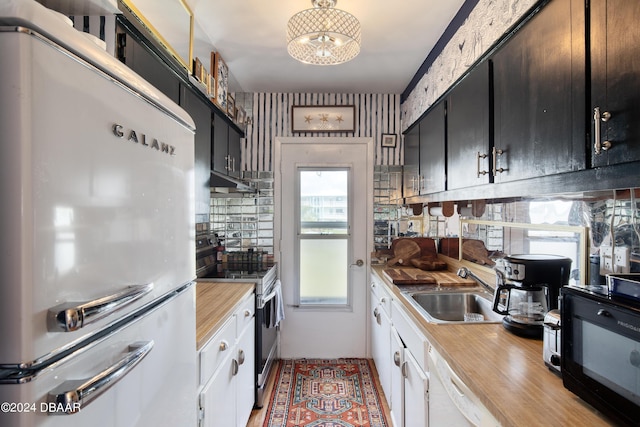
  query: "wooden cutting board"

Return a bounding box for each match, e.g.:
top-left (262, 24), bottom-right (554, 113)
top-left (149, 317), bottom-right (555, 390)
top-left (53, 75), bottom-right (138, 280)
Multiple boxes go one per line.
top-left (387, 239), bottom-right (421, 266)
top-left (383, 268), bottom-right (436, 285)
top-left (410, 257), bottom-right (447, 271)
top-left (383, 268), bottom-right (476, 286)
top-left (462, 239), bottom-right (495, 266)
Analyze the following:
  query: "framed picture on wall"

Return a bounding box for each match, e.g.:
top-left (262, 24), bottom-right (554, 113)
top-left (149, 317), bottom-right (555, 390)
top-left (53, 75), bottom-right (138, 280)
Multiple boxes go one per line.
top-left (236, 107), bottom-right (247, 125)
top-left (291, 105), bottom-right (355, 133)
top-left (211, 51), bottom-right (228, 110)
top-left (381, 133), bottom-right (397, 147)
top-left (227, 94), bottom-right (236, 119)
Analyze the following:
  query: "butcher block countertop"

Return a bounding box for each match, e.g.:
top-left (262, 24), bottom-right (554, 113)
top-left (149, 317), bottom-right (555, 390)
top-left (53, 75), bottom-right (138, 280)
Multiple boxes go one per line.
top-left (195, 281), bottom-right (254, 350)
top-left (371, 265), bottom-right (612, 427)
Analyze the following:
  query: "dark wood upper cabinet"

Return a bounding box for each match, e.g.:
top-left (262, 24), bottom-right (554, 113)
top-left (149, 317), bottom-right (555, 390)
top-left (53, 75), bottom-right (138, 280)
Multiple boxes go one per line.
top-left (492, 0), bottom-right (585, 183)
top-left (116, 22), bottom-right (181, 104)
top-left (590, 0), bottom-right (640, 167)
top-left (180, 85), bottom-right (212, 216)
top-left (447, 60), bottom-right (491, 190)
top-left (212, 113), bottom-right (243, 179)
top-left (227, 127), bottom-right (242, 179)
top-left (212, 113), bottom-right (229, 175)
top-left (403, 100), bottom-right (445, 197)
top-left (403, 124), bottom-right (420, 198)
top-left (419, 101), bottom-right (446, 194)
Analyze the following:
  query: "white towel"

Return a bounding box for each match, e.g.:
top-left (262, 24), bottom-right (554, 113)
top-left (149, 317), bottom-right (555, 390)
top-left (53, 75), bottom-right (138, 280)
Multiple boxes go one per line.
top-left (269, 280), bottom-right (285, 328)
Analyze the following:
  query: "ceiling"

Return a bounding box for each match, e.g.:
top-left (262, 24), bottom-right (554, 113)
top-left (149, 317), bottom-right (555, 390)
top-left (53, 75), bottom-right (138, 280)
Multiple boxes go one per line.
top-left (188, 0), bottom-right (466, 94)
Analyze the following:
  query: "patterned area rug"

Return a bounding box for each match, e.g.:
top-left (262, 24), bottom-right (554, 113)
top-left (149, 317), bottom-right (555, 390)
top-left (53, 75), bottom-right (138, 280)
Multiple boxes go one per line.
top-left (263, 358), bottom-right (388, 427)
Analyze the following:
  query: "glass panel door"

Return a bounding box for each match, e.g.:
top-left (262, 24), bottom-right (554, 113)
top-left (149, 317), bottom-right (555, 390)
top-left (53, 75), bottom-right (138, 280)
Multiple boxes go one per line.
top-left (298, 169), bottom-right (349, 306)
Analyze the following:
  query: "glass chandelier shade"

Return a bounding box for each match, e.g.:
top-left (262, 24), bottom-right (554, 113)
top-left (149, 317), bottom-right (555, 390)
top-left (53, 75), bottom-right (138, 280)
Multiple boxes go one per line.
top-left (287, 0), bottom-right (361, 65)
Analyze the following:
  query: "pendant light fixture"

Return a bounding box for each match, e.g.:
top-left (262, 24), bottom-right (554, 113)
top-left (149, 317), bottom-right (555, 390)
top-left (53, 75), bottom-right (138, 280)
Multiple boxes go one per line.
top-left (287, 0), bottom-right (361, 65)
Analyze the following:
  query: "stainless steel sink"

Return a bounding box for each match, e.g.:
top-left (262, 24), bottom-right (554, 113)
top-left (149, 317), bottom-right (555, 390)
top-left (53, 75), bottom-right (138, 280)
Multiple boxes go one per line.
top-left (401, 289), bottom-right (503, 323)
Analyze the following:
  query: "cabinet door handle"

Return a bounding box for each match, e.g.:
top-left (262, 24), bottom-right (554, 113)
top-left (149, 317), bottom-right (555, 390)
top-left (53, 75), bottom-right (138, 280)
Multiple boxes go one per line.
top-left (476, 152), bottom-right (488, 177)
top-left (393, 351), bottom-right (402, 367)
top-left (238, 349), bottom-right (245, 365)
top-left (492, 147), bottom-right (505, 176)
top-left (373, 307), bottom-right (381, 325)
top-left (401, 361), bottom-right (408, 378)
top-left (232, 359), bottom-right (239, 376)
top-left (593, 107), bottom-right (612, 155)
top-left (219, 340), bottom-right (229, 351)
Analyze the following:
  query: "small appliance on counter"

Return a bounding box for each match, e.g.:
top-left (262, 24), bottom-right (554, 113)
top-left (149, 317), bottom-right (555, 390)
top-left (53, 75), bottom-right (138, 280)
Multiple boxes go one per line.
top-left (561, 285), bottom-right (640, 427)
top-left (543, 309), bottom-right (561, 375)
top-left (492, 254), bottom-right (572, 338)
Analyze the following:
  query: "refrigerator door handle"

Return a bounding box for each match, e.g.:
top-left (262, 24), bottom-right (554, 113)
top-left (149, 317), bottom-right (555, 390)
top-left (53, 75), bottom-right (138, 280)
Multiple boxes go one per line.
top-left (47, 341), bottom-right (154, 414)
top-left (47, 283), bottom-right (154, 332)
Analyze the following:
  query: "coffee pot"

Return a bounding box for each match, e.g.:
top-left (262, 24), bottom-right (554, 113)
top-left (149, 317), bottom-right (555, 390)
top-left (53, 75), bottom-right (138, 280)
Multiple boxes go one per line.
top-left (492, 254), bottom-right (572, 338)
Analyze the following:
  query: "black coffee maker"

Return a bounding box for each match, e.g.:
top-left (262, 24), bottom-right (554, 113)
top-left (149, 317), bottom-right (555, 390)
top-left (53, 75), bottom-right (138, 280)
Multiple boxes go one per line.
top-left (492, 254), bottom-right (572, 338)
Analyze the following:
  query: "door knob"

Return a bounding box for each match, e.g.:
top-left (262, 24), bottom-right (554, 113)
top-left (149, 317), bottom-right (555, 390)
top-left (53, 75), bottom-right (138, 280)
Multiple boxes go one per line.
top-left (351, 259), bottom-right (364, 267)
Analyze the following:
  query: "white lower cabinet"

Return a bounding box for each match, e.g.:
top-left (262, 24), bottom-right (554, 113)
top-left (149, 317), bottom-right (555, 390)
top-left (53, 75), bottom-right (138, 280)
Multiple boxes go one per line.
top-left (371, 272), bottom-right (500, 427)
top-left (199, 294), bottom-right (255, 427)
top-left (200, 353), bottom-right (236, 427)
top-left (392, 299), bottom-right (429, 427)
top-left (403, 350), bottom-right (429, 427)
top-left (390, 328), bottom-right (405, 427)
top-left (371, 278), bottom-right (393, 400)
top-left (236, 322), bottom-right (255, 425)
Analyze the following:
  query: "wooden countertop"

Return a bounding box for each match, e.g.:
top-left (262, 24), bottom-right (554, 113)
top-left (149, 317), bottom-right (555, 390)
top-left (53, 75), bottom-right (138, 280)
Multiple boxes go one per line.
top-left (195, 281), bottom-right (254, 350)
top-left (371, 265), bottom-right (612, 427)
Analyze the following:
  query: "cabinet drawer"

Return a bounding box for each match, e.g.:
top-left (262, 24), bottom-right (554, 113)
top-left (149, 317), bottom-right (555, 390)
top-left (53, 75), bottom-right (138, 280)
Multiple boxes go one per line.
top-left (371, 274), bottom-right (392, 315)
top-left (200, 316), bottom-right (236, 385)
top-left (392, 300), bottom-right (429, 372)
top-left (236, 294), bottom-right (255, 336)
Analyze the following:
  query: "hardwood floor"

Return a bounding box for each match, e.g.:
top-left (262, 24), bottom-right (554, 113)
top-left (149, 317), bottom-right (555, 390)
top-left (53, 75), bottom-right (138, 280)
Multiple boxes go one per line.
top-left (246, 360), bottom-right (279, 427)
top-left (246, 359), bottom-right (392, 427)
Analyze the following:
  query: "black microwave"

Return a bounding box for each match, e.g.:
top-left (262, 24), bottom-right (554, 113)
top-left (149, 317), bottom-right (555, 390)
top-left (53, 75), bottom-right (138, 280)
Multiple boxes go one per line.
top-left (561, 286), bottom-right (640, 426)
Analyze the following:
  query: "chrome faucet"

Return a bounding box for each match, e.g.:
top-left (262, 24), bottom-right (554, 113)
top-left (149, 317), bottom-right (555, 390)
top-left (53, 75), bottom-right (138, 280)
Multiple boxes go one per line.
top-left (457, 267), bottom-right (494, 294)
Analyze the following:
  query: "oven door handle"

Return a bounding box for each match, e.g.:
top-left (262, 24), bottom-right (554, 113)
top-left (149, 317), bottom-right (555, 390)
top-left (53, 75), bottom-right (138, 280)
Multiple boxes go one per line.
top-left (259, 280), bottom-right (281, 309)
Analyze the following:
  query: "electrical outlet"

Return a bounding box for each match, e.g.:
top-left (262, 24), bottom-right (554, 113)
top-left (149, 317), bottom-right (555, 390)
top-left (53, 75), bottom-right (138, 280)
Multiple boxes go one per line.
top-left (600, 246), bottom-right (613, 274)
top-left (600, 245), bottom-right (631, 274)
top-left (614, 246), bottom-right (631, 273)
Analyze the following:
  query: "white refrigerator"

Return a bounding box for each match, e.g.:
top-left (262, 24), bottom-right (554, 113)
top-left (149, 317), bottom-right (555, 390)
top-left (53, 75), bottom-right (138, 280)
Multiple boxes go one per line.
top-left (0, 1), bottom-right (198, 425)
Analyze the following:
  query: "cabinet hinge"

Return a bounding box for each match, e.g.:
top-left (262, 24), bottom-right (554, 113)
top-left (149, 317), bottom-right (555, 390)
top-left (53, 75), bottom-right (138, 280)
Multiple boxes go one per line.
top-left (116, 33), bottom-right (126, 63)
top-left (197, 395), bottom-right (205, 427)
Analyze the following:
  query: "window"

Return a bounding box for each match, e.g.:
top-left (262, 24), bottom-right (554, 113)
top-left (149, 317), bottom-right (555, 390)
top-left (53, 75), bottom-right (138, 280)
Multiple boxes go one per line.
top-left (297, 169), bottom-right (350, 306)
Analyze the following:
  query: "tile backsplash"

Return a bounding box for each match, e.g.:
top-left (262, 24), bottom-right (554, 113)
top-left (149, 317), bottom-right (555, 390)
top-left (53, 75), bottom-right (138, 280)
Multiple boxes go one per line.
top-left (208, 172), bottom-right (274, 253)
top-left (404, 189), bottom-right (640, 284)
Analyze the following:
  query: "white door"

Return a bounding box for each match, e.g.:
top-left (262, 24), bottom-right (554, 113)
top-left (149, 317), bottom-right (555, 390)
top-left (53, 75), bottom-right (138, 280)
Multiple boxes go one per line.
top-left (275, 137), bottom-right (373, 358)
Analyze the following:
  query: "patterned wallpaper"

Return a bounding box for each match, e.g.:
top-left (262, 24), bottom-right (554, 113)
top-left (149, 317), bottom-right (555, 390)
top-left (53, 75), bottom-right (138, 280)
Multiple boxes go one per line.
top-left (242, 93), bottom-right (402, 171)
top-left (401, 0), bottom-right (537, 131)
